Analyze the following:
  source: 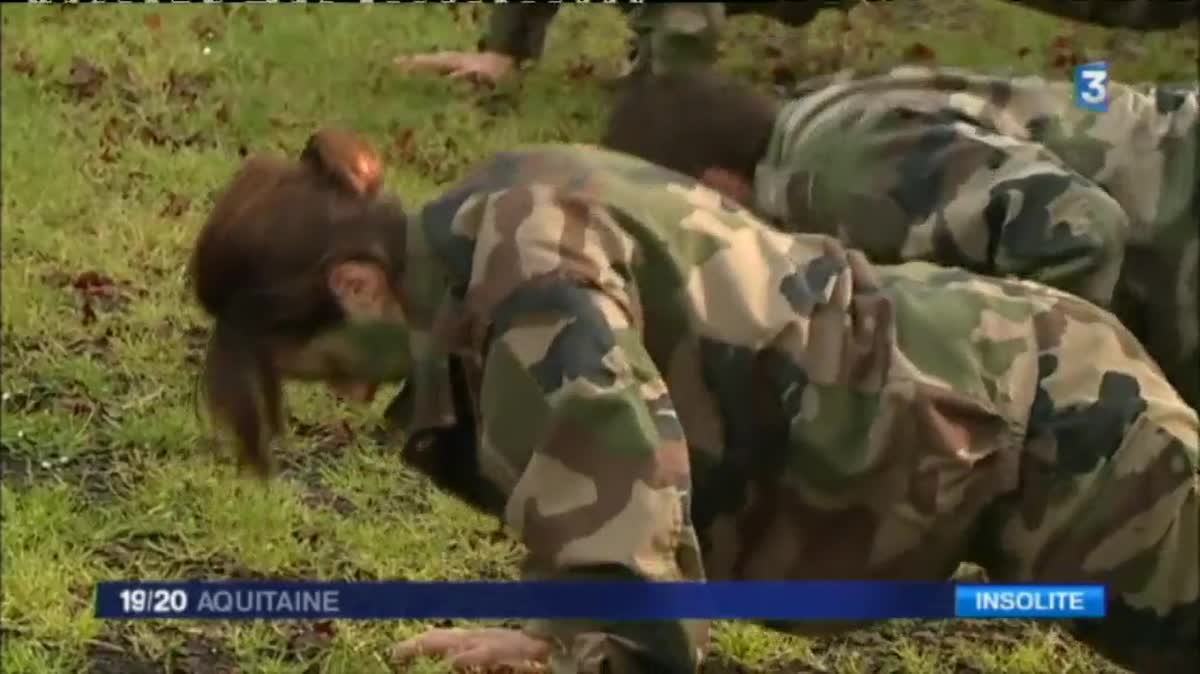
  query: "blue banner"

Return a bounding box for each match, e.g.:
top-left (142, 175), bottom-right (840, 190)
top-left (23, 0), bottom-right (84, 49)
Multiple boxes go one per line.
top-left (93, 581), bottom-right (1107, 621)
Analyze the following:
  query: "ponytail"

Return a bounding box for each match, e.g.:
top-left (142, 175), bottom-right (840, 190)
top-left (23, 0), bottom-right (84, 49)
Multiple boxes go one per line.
top-left (200, 320), bottom-right (284, 478)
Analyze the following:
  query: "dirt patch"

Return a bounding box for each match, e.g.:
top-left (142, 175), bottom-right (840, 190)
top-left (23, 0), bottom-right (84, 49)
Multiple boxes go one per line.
top-left (41, 269), bottom-right (149, 326)
top-left (276, 419), bottom-right (361, 511)
top-left (60, 56), bottom-right (107, 101)
top-left (298, 485), bottom-right (358, 516)
top-left (88, 629), bottom-right (237, 674)
top-left (698, 615), bottom-right (1122, 674)
top-left (257, 621), bottom-right (339, 666)
top-left (280, 416), bottom-right (438, 518)
top-left (93, 531), bottom-right (192, 571)
top-left (701, 660), bottom-right (804, 674)
top-left (0, 439), bottom-right (125, 502)
top-left (89, 649), bottom-right (162, 674)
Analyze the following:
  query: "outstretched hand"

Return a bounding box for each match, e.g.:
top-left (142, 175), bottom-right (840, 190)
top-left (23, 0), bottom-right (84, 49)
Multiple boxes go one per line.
top-left (392, 51), bottom-right (516, 86)
top-left (392, 627), bottom-right (551, 672)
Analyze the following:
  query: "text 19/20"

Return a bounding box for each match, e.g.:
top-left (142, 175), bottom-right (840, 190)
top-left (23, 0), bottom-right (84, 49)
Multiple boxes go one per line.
top-left (118, 588), bottom-right (188, 614)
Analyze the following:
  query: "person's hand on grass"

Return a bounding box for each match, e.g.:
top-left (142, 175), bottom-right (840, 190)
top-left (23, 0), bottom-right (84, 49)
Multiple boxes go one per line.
top-left (393, 627), bottom-right (550, 672)
top-left (393, 51), bottom-right (516, 85)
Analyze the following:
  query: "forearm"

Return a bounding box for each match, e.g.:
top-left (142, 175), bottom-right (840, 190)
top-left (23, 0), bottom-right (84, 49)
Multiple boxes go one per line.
top-left (481, 281), bottom-right (706, 672)
top-left (480, 4), bottom-right (562, 62)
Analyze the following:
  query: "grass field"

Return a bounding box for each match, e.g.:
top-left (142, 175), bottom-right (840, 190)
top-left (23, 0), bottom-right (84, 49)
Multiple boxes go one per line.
top-left (1, 3), bottom-right (1196, 673)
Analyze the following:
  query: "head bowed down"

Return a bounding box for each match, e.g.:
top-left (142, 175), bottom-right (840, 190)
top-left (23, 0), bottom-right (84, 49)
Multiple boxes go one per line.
top-left (188, 126), bottom-right (409, 478)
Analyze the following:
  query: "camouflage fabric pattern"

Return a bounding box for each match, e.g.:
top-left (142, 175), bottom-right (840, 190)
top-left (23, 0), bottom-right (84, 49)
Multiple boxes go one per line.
top-left (482, 2), bottom-right (830, 74)
top-left (623, 3), bottom-right (725, 78)
top-left (754, 65), bottom-right (1200, 411)
top-left (480, 0), bottom-right (1196, 67)
top-left (396, 144), bottom-right (1199, 673)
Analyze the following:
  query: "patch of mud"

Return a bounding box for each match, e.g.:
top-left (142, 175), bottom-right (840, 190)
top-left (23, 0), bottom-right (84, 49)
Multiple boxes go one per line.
top-left (707, 619), bottom-right (1125, 674)
top-left (281, 413), bottom-right (438, 518)
top-left (276, 418), bottom-right (365, 518)
top-left (702, 660), bottom-right (806, 674)
top-left (88, 630), bottom-right (237, 674)
top-left (0, 440), bottom-right (124, 503)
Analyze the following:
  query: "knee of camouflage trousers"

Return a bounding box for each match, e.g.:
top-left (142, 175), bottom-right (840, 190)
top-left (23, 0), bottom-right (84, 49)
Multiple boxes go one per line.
top-left (625, 4), bottom-right (725, 78)
top-left (971, 288), bottom-right (1199, 674)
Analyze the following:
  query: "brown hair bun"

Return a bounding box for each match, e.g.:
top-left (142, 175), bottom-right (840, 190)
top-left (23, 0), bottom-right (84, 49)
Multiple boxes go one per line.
top-left (300, 127), bottom-right (384, 198)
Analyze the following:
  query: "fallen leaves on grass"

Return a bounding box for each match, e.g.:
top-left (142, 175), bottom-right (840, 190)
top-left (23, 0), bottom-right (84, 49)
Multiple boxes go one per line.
top-left (111, 60), bottom-right (143, 105)
top-left (181, 324), bottom-right (209, 365)
top-left (474, 88), bottom-right (519, 118)
top-left (770, 64), bottom-right (798, 88)
top-left (172, 633), bottom-right (241, 674)
top-left (166, 68), bottom-right (215, 106)
top-left (64, 270), bottom-right (144, 324)
top-left (62, 56), bottom-right (107, 100)
top-left (267, 113), bottom-right (302, 130)
top-left (1047, 32), bottom-right (1084, 71)
top-left (189, 16), bottom-right (224, 42)
top-left (65, 333), bottom-right (115, 360)
top-left (390, 127), bottom-right (417, 162)
top-left (284, 620), bottom-right (338, 660)
top-left (88, 629), bottom-right (238, 674)
top-left (1, 384), bottom-right (58, 415)
top-left (902, 42), bottom-right (937, 62)
top-left (10, 49), bottom-right (38, 77)
top-left (72, 270), bottom-right (119, 297)
top-left (241, 10), bottom-right (265, 34)
top-left (792, 46), bottom-right (844, 80)
top-left (116, 30), bottom-right (148, 58)
top-left (160, 192), bottom-right (192, 218)
top-left (566, 60), bottom-right (595, 80)
top-left (383, 125), bottom-right (464, 182)
top-left (290, 419), bottom-right (356, 451)
top-left (58, 391), bottom-right (100, 417)
top-left (214, 101), bottom-right (232, 125)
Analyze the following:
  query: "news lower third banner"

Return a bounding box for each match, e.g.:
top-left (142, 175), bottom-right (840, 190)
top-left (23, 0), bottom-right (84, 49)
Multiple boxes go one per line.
top-left (94, 581), bottom-right (1106, 621)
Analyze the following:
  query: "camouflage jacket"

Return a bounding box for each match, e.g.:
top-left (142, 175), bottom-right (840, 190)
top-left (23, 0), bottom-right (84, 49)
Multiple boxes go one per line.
top-left (394, 144), bottom-right (1169, 672)
top-left (753, 65), bottom-right (1200, 410)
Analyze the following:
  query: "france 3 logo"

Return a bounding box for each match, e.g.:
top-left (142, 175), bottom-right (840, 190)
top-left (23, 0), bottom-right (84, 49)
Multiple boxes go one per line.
top-left (1074, 61), bottom-right (1110, 113)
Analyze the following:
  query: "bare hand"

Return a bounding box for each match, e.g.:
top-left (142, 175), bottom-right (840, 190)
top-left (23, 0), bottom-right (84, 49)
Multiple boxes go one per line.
top-left (392, 627), bottom-right (551, 672)
top-left (392, 51), bottom-right (516, 85)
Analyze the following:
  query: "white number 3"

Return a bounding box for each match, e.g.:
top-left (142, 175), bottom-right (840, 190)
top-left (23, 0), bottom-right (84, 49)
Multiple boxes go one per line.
top-left (1080, 70), bottom-right (1108, 104)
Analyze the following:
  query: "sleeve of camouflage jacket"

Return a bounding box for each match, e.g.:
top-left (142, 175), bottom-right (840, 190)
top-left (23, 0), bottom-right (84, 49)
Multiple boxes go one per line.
top-left (479, 3), bottom-right (562, 62)
top-left (468, 189), bottom-right (706, 673)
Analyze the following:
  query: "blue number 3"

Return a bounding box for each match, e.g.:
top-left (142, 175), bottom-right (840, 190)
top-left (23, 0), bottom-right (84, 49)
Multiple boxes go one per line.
top-left (1075, 63), bottom-right (1109, 111)
top-left (1080, 71), bottom-right (1107, 104)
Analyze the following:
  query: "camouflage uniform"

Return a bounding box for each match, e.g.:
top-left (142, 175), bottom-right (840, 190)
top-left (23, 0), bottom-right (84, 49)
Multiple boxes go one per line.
top-left (480, 0), bottom-right (1196, 76)
top-left (481, 2), bottom-right (831, 77)
top-left (393, 144), bottom-right (1198, 674)
top-left (752, 65), bottom-right (1200, 412)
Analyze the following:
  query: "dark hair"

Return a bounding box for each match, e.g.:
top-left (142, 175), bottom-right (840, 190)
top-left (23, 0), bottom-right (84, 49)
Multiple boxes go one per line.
top-left (189, 130), bottom-right (406, 478)
top-left (602, 70), bottom-right (780, 182)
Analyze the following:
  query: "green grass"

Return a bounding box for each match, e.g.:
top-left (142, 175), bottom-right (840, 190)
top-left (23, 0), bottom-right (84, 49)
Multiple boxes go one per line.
top-left (1, 2), bottom-right (1194, 672)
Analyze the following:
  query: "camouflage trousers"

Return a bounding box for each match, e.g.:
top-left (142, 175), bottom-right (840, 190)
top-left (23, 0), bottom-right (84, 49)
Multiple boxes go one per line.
top-left (973, 279), bottom-right (1199, 673)
top-left (623, 3), bottom-right (725, 78)
top-left (623, 3), bottom-right (836, 77)
top-left (763, 270), bottom-right (1199, 674)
